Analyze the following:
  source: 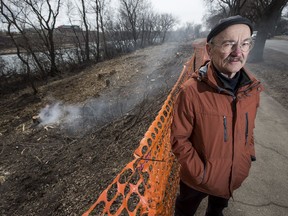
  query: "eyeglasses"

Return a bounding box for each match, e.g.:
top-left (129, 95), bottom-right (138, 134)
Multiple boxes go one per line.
top-left (210, 39), bottom-right (254, 53)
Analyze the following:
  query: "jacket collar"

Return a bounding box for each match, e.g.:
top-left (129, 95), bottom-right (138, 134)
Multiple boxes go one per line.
top-left (194, 62), bottom-right (257, 88)
top-left (192, 61), bottom-right (263, 95)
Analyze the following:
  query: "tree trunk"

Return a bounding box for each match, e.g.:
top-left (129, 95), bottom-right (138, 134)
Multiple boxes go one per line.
top-left (100, 16), bottom-right (108, 58)
top-left (96, 0), bottom-right (100, 61)
top-left (7, 24), bottom-right (38, 94)
top-left (249, 0), bottom-right (287, 62)
top-left (248, 30), bottom-right (267, 62)
top-left (48, 31), bottom-right (59, 77)
top-left (81, 0), bottom-right (90, 61)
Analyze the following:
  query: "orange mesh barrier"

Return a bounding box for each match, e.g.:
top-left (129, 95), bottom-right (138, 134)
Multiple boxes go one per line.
top-left (83, 39), bottom-right (209, 216)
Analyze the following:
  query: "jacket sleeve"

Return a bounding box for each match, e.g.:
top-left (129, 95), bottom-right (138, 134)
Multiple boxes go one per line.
top-left (170, 87), bottom-right (204, 184)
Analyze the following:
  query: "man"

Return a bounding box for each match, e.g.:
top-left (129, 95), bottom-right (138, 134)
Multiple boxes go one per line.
top-left (171, 15), bottom-right (263, 216)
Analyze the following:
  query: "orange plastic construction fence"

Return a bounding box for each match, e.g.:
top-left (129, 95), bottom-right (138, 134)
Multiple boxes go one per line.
top-left (83, 39), bottom-right (209, 216)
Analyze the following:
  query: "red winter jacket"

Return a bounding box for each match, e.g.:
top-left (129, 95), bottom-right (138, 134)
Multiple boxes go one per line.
top-left (171, 62), bottom-right (263, 198)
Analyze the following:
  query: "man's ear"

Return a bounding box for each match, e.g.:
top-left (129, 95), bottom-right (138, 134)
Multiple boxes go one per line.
top-left (206, 43), bottom-right (212, 57)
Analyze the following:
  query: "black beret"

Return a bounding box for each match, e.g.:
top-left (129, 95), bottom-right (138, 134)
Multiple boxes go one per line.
top-left (207, 15), bottom-right (253, 42)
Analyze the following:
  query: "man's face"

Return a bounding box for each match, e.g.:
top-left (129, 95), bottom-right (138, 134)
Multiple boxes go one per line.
top-left (206, 24), bottom-right (252, 76)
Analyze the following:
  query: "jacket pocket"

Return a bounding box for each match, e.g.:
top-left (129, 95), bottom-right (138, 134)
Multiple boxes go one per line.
top-left (223, 116), bottom-right (228, 142)
top-left (245, 112), bottom-right (249, 145)
top-left (199, 159), bottom-right (231, 195)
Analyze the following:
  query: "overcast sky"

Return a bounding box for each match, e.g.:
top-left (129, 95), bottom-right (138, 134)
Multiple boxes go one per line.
top-left (150, 0), bottom-right (206, 25)
top-left (55, 0), bottom-right (206, 28)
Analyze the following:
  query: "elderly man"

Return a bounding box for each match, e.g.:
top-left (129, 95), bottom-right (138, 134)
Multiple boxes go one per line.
top-left (171, 15), bottom-right (263, 216)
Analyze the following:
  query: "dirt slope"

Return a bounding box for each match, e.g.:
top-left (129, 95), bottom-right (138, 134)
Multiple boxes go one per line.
top-left (0, 42), bottom-right (194, 216)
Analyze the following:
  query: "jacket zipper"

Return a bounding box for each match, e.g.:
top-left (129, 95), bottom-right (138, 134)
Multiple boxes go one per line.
top-left (223, 116), bottom-right (228, 142)
top-left (245, 112), bottom-right (249, 145)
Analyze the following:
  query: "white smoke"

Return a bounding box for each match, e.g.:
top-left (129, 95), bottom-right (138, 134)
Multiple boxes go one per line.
top-left (36, 96), bottom-right (133, 134)
top-left (38, 102), bottom-right (81, 127)
top-left (36, 72), bottom-right (173, 134)
top-left (36, 46), bottom-right (179, 134)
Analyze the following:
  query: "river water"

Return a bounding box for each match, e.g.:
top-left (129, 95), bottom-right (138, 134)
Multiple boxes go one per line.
top-left (0, 49), bottom-right (79, 74)
top-left (0, 53), bottom-right (24, 74)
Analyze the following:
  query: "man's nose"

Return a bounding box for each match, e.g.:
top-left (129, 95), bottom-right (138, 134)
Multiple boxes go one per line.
top-left (231, 44), bottom-right (242, 55)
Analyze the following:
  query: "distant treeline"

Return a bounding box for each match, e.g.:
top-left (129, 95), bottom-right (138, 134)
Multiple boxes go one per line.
top-left (0, 0), bottom-right (185, 94)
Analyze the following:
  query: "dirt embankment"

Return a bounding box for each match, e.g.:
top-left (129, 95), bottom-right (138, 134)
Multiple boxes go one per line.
top-left (0, 41), bottom-right (194, 215)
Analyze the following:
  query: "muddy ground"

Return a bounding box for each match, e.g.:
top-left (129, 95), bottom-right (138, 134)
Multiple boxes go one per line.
top-left (0, 39), bottom-right (287, 216)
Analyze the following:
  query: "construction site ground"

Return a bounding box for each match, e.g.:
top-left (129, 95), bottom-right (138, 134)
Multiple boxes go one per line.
top-left (0, 39), bottom-right (288, 216)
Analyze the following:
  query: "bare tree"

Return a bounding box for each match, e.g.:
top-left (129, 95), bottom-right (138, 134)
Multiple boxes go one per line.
top-left (137, 2), bottom-right (157, 47)
top-left (248, 0), bottom-right (288, 61)
top-left (0, 0), bottom-right (47, 93)
top-left (119, 0), bottom-right (145, 47)
top-left (27, 0), bottom-right (61, 76)
top-left (219, 0), bottom-right (248, 15)
top-left (146, 13), bottom-right (162, 44)
top-left (91, 0), bottom-right (110, 60)
top-left (0, 0), bottom-right (47, 76)
top-left (94, 0), bottom-right (100, 60)
top-left (158, 13), bottom-right (177, 43)
top-left (98, 1), bottom-right (111, 58)
top-left (6, 21), bottom-right (37, 93)
top-left (80, 0), bottom-right (90, 61)
top-left (60, 0), bottom-right (86, 64)
top-left (204, 0), bottom-right (248, 28)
